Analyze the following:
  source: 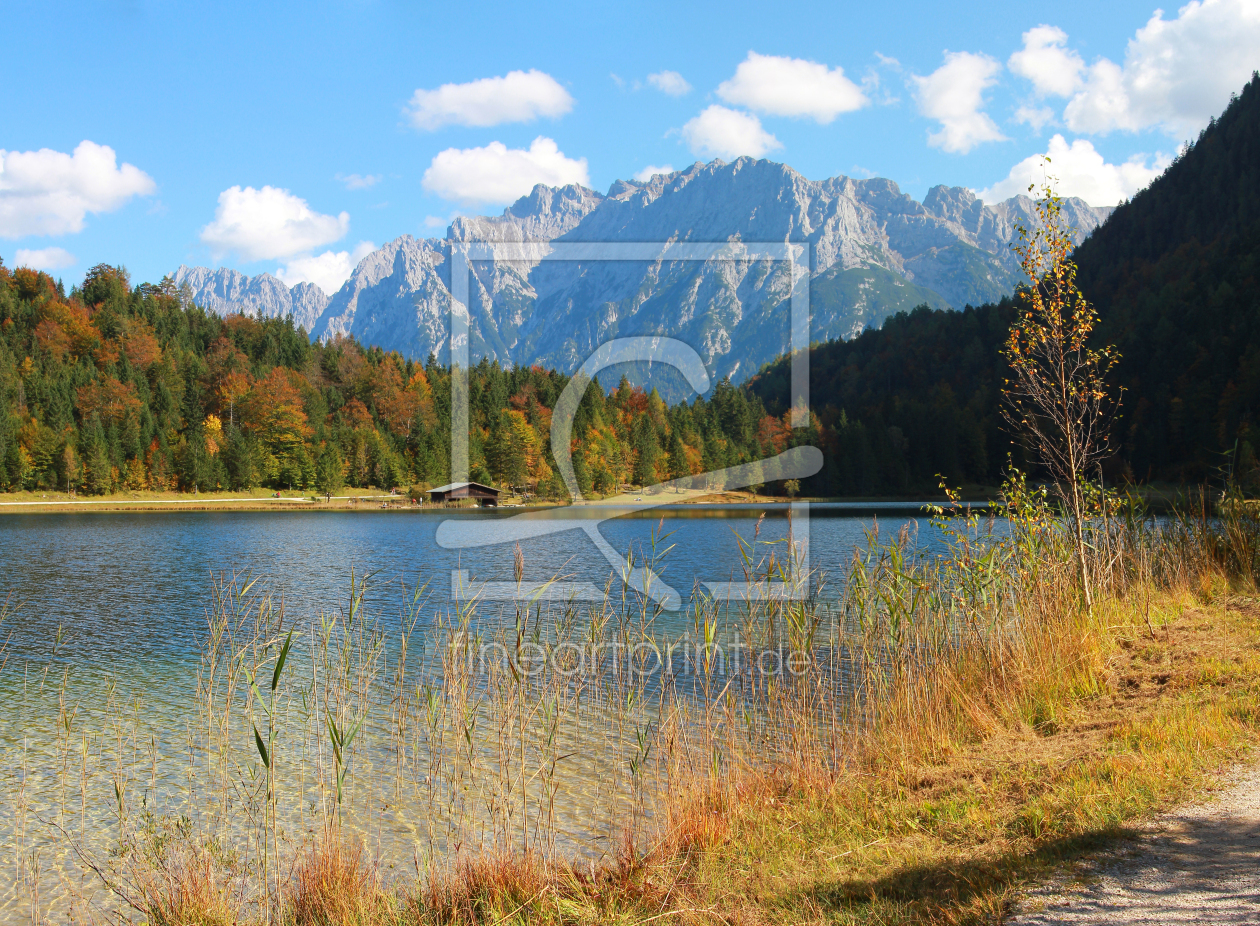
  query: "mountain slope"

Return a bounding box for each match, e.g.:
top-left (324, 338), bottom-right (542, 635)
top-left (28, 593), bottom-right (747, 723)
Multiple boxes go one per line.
top-left (749, 73), bottom-right (1260, 492)
top-left (1072, 73), bottom-right (1260, 481)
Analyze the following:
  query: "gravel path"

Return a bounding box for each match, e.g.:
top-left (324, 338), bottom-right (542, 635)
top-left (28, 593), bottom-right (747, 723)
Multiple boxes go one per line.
top-left (1009, 763), bottom-right (1260, 924)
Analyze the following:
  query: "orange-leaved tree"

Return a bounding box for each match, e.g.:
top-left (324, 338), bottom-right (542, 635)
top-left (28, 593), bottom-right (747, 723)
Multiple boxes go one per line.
top-left (1002, 171), bottom-right (1122, 611)
top-left (203, 337), bottom-right (252, 428)
top-left (241, 368), bottom-right (311, 452)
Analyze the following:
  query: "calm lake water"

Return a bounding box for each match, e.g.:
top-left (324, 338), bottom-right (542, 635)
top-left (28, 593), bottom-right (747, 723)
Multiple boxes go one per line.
top-left (0, 504), bottom-right (966, 921)
top-left (0, 503), bottom-right (956, 664)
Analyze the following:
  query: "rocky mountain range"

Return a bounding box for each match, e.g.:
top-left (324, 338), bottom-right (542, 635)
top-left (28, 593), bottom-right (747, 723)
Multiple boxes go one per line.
top-left (175, 157), bottom-right (1111, 387)
top-left (172, 265), bottom-right (329, 332)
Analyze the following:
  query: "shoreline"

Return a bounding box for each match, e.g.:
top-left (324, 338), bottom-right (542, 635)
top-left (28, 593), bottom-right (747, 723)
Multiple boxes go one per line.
top-left (0, 484), bottom-right (1200, 515)
top-left (0, 488), bottom-right (938, 514)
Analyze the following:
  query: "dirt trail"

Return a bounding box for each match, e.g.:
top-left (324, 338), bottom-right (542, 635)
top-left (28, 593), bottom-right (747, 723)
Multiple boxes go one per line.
top-left (1009, 762), bottom-right (1260, 924)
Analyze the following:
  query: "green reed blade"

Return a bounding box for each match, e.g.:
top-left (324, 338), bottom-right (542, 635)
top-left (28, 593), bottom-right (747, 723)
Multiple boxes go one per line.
top-left (272, 629), bottom-right (293, 691)
top-left (253, 723), bottom-right (270, 769)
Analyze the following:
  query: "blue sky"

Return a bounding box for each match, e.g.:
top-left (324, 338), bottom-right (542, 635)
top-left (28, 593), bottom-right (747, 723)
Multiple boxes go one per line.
top-left (2, 0), bottom-right (1258, 292)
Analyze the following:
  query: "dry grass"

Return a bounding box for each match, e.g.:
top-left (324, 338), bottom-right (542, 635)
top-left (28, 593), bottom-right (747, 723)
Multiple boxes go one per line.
top-left (388, 587), bottom-right (1260, 926)
top-left (646, 592), bottom-right (1260, 925)
top-left (287, 834), bottom-right (385, 926)
top-left (140, 848), bottom-right (238, 926)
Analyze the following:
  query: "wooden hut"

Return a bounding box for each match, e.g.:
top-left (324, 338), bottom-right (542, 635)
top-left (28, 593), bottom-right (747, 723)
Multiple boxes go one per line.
top-left (427, 481), bottom-right (500, 507)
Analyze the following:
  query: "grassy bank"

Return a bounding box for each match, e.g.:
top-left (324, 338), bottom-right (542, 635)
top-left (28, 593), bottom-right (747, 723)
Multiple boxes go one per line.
top-left (287, 592), bottom-right (1256, 926)
top-left (11, 491), bottom-right (1260, 925)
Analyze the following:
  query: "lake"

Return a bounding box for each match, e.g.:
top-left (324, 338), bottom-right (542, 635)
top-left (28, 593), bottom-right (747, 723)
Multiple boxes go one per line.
top-left (0, 503), bottom-right (964, 922)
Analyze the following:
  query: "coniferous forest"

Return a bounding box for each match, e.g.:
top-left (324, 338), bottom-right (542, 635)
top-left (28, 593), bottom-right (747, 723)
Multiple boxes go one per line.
top-left (751, 72), bottom-right (1260, 496)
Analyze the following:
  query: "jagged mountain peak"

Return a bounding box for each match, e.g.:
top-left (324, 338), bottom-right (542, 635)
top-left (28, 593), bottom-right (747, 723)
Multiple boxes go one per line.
top-left (173, 264), bottom-right (330, 332)
top-left (449, 183), bottom-right (605, 243)
top-left (178, 155), bottom-right (1122, 393)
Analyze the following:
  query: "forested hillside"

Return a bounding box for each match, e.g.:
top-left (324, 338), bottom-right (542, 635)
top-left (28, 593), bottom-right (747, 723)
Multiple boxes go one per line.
top-left (0, 263), bottom-right (804, 496)
top-left (752, 73), bottom-right (1260, 495)
top-left (1070, 73), bottom-right (1260, 483)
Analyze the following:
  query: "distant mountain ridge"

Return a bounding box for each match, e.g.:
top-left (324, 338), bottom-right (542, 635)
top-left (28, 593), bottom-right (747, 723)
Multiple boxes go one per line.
top-left (175, 157), bottom-right (1112, 385)
top-left (173, 265), bottom-right (329, 332)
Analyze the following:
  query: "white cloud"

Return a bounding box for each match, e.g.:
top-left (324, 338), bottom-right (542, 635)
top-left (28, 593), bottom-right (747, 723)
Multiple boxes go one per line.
top-left (200, 186), bottom-right (349, 261)
top-left (337, 173), bottom-right (381, 190)
top-left (679, 105), bottom-right (782, 160)
top-left (977, 134), bottom-right (1170, 205)
top-left (911, 51), bottom-right (1007, 153)
top-left (0, 140), bottom-right (155, 239)
top-left (405, 69), bottom-right (574, 131)
top-left (1063, 0), bottom-right (1260, 138)
top-left (633, 164), bottom-right (675, 181)
top-left (14, 247), bottom-right (76, 271)
top-left (421, 137), bottom-right (589, 205)
top-left (275, 240), bottom-right (375, 295)
top-left (1015, 105), bottom-right (1057, 131)
top-left (1009, 25), bottom-right (1085, 97)
top-left (423, 215), bottom-right (448, 229)
top-left (716, 52), bottom-right (867, 122)
top-left (647, 70), bottom-right (691, 96)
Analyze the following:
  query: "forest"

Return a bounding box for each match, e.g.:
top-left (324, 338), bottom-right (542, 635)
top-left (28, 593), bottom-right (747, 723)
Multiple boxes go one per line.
top-left (0, 262), bottom-right (808, 497)
top-left (751, 72), bottom-right (1260, 496)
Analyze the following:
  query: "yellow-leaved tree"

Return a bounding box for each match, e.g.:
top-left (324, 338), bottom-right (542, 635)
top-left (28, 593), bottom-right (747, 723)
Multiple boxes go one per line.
top-left (1002, 169), bottom-right (1123, 611)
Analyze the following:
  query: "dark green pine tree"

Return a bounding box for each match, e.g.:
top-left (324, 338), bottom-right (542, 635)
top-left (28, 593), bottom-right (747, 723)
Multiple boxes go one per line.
top-left (633, 416), bottom-right (659, 487)
top-left (667, 427), bottom-right (689, 484)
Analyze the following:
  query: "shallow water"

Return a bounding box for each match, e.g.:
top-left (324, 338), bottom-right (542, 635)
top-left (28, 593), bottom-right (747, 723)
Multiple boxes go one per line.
top-left (0, 503), bottom-right (961, 921)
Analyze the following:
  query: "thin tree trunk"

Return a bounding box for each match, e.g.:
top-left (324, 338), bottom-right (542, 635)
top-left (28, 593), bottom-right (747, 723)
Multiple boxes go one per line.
top-left (1070, 476), bottom-right (1093, 612)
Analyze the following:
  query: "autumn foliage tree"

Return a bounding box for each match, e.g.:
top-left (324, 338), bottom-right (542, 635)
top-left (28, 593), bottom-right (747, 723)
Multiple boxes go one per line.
top-left (243, 368), bottom-right (311, 451)
top-left (1002, 173), bottom-right (1122, 609)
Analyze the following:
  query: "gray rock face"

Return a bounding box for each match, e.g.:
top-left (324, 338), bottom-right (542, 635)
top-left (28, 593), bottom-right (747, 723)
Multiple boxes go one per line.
top-left (173, 265), bottom-right (330, 333)
top-left (309, 236), bottom-right (453, 359)
top-left (183, 158), bottom-right (1117, 386)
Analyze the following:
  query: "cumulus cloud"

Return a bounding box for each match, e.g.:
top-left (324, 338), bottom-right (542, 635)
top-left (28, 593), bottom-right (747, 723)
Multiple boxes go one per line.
top-left (679, 106), bottom-right (782, 160)
top-left (633, 164), bottom-right (675, 181)
top-left (406, 69), bottom-right (574, 131)
top-left (977, 135), bottom-right (1170, 205)
top-left (911, 51), bottom-right (1007, 153)
top-left (14, 247), bottom-right (77, 271)
top-left (1015, 105), bottom-right (1057, 131)
top-left (421, 137), bottom-right (589, 205)
top-left (337, 173), bottom-right (381, 190)
top-left (716, 52), bottom-right (867, 122)
top-left (200, 186), bottom-right (349, 261)
top-left (1063, 0), bottom-right (1260, 138)
top-left (275, 241), bottom-right (376, 296)
top-left (647, 71), bottom-right (691, 96)
top-left (1009, 25), bottom-right (1085, 98)
top-left (0, 141), bottom-right (155, 239)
